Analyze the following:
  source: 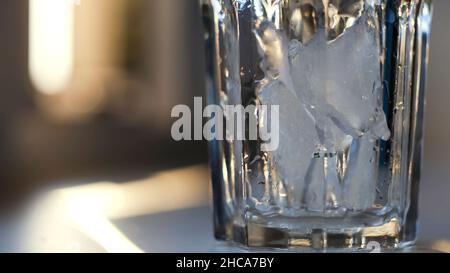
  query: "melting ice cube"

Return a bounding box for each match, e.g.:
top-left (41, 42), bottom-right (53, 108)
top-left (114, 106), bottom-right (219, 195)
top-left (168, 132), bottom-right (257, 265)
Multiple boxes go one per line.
top-left (253, 3), bottom-right (390, 212)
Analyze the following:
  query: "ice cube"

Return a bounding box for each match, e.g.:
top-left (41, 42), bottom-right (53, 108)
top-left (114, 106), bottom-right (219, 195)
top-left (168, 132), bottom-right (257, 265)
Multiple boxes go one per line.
top-left (253, 6), bottom-right (390, 212)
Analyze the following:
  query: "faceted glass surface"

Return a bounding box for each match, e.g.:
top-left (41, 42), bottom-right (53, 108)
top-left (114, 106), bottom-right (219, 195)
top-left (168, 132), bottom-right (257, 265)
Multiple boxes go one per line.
top-left (202, 0), bottom-right (432, 250)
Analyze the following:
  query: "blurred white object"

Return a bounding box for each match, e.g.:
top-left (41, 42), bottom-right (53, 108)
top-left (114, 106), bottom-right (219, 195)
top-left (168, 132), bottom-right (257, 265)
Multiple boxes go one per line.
top-left (21, 165), bottom-right (210, 253)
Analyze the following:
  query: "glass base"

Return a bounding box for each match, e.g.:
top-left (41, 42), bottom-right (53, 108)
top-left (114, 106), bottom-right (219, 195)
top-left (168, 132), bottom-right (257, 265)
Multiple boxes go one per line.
top-left (220, 212), bottom-right (412, 251)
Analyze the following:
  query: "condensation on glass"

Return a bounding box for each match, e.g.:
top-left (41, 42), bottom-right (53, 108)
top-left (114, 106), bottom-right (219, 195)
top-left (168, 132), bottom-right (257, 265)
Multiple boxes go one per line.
top-left (201, 0), bottom-right (432, 250)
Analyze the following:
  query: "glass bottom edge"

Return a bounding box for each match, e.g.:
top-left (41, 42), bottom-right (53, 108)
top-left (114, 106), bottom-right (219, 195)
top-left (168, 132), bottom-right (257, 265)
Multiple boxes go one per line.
top-left (217, 218), bottom-right (414, 252)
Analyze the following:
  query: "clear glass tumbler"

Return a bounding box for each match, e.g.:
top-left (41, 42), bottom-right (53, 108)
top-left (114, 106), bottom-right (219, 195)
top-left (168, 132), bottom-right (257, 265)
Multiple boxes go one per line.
top-left (201, 0), bottom-right (433, 250)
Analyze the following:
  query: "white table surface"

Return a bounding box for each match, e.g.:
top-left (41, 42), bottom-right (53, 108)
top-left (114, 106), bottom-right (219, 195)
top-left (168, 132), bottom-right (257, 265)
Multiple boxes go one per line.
top-left (0, 164), bottom-right (448, 253)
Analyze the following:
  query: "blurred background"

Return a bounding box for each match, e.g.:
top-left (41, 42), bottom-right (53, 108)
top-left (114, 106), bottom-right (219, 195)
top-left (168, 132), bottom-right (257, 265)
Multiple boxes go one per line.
top-left (0, 0), bottom-right (449, 252)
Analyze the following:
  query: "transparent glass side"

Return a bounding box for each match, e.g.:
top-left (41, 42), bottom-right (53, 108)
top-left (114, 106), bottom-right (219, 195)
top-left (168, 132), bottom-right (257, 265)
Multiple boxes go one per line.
top-left (201, 0), bottom-right (432, 249)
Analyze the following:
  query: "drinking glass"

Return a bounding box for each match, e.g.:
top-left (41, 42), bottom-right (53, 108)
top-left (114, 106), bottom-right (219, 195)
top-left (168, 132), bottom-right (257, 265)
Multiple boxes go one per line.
top-left (201, 0), bottom-right (433, 250)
